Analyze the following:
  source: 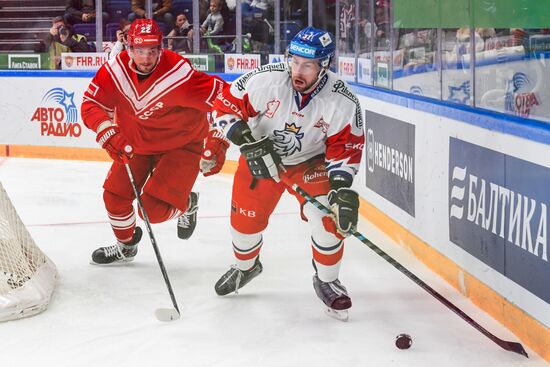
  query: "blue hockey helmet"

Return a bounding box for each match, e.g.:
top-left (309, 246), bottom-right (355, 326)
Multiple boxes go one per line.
top-left (287, 27), bottom-right (335, 68)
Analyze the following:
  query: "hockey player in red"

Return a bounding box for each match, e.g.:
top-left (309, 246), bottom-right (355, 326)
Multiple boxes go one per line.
top-left (212, 27), bottom-right (364, 320)
top-left (81, 18), bottom-right (228, 265)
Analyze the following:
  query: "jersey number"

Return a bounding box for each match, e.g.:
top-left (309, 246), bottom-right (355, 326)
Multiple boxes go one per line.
top-left (140, 25), bottom-right (152, 34)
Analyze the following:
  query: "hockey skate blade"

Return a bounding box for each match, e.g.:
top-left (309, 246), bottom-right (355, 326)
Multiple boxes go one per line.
top-left (155, 308), bottom-right (180, 322)
top-left (324, 307), bottom-right (349, 322)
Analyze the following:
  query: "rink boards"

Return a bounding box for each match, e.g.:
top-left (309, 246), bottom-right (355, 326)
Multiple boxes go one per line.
top-left (0, 70), bottom-right (549, 362)
top-left (354, 87), bottom-right (550, 362)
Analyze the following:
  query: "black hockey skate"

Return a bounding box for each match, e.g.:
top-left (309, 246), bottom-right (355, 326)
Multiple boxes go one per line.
top-left (177, 192), bottom-right (199, 240)
top-left (313, 274), bottom-right (352, 322)
top-left (214, 257), bottom-right (263, 296)
top-left (90, 227), bottom-right (143, 265)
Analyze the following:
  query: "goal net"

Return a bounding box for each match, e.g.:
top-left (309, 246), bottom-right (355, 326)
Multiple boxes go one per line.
top-left (0, 182), bottom-right (57, 321)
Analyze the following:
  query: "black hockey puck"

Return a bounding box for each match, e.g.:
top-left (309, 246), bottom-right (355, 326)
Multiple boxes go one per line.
top-left (395, 333), bottom-right (412, 349)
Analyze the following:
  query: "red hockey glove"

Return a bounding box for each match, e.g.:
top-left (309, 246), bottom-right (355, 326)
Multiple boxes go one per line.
top-left (200, 129), bottom-right (229, 176)
top-left (96, 123), bottom-right (133, 163)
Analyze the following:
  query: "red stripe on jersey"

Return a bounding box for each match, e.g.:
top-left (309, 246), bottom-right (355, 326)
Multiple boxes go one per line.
top-left (325, 124), bottom-right (364, 165)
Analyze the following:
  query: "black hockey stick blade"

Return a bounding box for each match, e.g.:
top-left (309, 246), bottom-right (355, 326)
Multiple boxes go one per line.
top-left (494, 340), bottom-right (528, 358)
top-left (155, 308), bottom-right (180, 322)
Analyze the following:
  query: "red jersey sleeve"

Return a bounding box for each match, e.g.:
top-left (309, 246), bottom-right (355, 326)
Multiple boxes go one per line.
top-left (178, 60), bottom-right (226, 112)
top-left (213, 81), bottom-right (259, 121)
top-left (81, 66), bottom-right (117, 132)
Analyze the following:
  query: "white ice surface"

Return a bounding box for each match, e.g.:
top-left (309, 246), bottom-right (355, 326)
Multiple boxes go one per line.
top-left (0, 157), bottom-right (545, 367)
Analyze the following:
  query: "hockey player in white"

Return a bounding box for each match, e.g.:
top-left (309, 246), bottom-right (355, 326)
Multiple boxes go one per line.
top-left (210, 27), bottom-right (365, 320)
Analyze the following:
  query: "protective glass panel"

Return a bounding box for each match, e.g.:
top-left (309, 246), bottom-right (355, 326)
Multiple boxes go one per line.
top-left (338, 0), bottom-right (356, 56)
top-left (312, 0), bottom-right (336, 36)
top-left (373, 0), bottom-right (391, 88)
top-left (442, 28), bottom-right (472, 106)
top-left (279, 0), bottom-right (309, 53)
top-left (357, 0), bottom-right (373, 85)
top-left (196, 0), bottom-right (235, 55)
top-left (241, 1), bottom-right (275, 54)
top-left (393, 28), bottom-right (439, 98)
top-left (475, 28), bottom-right (550, 122)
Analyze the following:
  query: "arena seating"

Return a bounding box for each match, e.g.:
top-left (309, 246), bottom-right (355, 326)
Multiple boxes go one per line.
top-left (0, 0), bottom-right (65, 52)
top-left (105, 0), bottom-right (131, 24)
top-left (73, 23), bottom-right (96, 41)
top-left (171, 0), bottom-right (193, 20)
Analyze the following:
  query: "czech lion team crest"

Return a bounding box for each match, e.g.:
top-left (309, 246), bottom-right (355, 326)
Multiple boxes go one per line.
top-left (272, 123), bottom-right (304, 157)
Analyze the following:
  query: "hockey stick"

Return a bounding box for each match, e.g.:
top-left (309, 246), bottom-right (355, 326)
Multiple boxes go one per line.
top-left (287, 182), bottom-right (528, 357)
top-left (122, 152), bottom-right (180, 322)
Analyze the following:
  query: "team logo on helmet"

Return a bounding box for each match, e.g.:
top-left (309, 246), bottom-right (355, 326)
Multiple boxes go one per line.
top-left (134, 37), bottom-right (143, 44)
top-left (300, 31), bottom-right (315, 41)
top-left (319, 33), bottom-right (332, 47)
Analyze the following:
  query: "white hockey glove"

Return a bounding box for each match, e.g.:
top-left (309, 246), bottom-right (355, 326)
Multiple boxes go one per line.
top-left (240, 136), bottom-right (281, 182)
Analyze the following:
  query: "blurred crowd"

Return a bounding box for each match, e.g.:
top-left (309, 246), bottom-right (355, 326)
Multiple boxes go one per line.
top-left (338, 0), bottom-right (550, 73)
top-left (43, 0), bottom-right (295, 69)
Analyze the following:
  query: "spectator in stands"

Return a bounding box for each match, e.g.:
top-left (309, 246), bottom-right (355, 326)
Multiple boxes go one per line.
top-left (241, 0), bottom-right (274, 53)
top-left (58, 24), bottom-right (91, 52)
top-left (509, 28), bottom-right (547, 48)
top-left (456, 27), bottom-right (496, 52)
top-left (109, 19), bottom-right (132, 59)
top-left (187, 0), bottom-right (224, 52)
top-left (129, 0), bottom-right (175, 32)
top-left (248, 0), bottom-right (272, 11)
top-left (339, 0), bottom-right (355, 54)
top-left (199, 0), bottom-right (210, 21)
top-left (358, 6), bottom-right (375, 55)
top-left (200, 0), bottom-right (230, 25)
top-left (63, 0), bottom-right (109, 25)
top-left (374, 0), bottom-right (392, 50)
top-left (167, 13), bottom-right (191, 53)
top-left (43, 16), bottom-right (90, 69)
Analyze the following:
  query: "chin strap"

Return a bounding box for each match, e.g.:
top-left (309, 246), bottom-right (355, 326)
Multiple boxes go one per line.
top-left (299, 67), bottom-right (330, 95)
top-left (127, 49), bottom-right (163, 76)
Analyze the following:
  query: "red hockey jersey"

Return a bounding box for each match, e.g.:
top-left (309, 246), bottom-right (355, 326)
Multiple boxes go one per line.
top-left (82, 49), bottom-right (225, 154)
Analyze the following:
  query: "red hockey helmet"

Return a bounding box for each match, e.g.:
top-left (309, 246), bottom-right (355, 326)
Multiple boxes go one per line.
top-left (127, 19), bottom-right (163, 48)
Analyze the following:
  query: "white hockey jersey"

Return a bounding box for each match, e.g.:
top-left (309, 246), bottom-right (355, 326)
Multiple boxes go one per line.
top-left (212, 62), bottom-right (365, 182)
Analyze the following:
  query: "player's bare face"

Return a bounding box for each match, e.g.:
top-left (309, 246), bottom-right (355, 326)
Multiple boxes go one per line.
top-left (289, 55), bottom-right (322, 93)
top-left (131, 46), bottom-right (160, 74)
